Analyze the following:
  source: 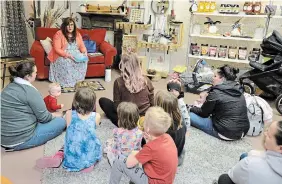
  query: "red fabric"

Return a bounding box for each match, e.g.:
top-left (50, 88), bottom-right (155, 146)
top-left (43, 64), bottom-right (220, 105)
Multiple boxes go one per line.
top-left (88, 55), bottom-right (105, 64)
top-left (135, 134), bottom-right (178, 184)
top-left (30, 27), bottom-right (117, 79)
top-left (44, 95), bottom-right (61, 112)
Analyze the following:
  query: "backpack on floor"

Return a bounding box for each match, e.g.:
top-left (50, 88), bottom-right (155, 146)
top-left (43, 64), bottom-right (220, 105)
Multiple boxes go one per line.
top-left (244, 93), bottom-right (264, 136)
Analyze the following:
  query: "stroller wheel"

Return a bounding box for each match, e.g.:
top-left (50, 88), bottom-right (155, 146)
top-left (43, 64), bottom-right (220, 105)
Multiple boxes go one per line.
top-left (242, 82), bottom-right (255, 94)
top-left (275, 94), bottom-right (282, 115)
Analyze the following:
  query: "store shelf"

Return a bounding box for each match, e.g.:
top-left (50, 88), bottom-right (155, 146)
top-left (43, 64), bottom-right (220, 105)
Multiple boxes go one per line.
top-left (190, 34), bottom-right (263, 42)
top-left (116, 22), bottom-right (152, 30)
top-left (192, 12), bottom-right (267, 18)
top-left (138, 41), bottom-right (181, 50)
top-left (271, 15), bottom-right (282, 19)
top-left (189, 54), bottom-right (249, 64)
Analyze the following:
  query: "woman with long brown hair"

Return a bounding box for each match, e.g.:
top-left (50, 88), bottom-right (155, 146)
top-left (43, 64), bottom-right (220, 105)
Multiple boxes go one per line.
top-left (47, 17), bottom-right (88, 87)
top-left (99, 52), bottom-right (154, 126)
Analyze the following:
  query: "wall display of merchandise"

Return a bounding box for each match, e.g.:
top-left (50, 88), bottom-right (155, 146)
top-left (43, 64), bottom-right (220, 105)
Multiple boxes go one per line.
top-left (187, 0), bottom-right (282, 67)
top-left (117, 0), bottom-right (184, 79)
top-left (190, 43), bottom-right (261, 63)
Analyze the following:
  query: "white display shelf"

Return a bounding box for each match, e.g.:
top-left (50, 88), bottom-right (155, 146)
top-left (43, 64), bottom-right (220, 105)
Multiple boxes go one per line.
top-left (192, 12), bottom-right (268, 18)
top-left (189, 54), bottom-right (249, 64)
top-left (190, 34), bottom-right (263, 42)
top-left (271, 15), bottom-right (282, 18)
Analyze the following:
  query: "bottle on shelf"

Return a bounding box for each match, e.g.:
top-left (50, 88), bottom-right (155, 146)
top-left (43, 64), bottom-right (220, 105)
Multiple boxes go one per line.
top-left (198, 1), bottom-right (205, 12)
top-left (209, 1), bottom-right (216, 12)
top-left (204, 1), bottom-right (211, 12)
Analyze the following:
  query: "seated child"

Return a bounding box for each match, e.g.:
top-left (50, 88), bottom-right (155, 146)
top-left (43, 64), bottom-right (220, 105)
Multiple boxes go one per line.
top-left (155, 90), bottom-right (187, 166)
top-left (36, 87), bottom-right (102, 172)
top-left (73, 81), bottom-right (97, 111)
top-left (109, 107), bottom-right (178, 184)
top-left (44, 83), bottom-right (64, 112)
top-left (193, 91), bottom-right (208, 108)
top-left (104, 102), bottom-right (143, 166)
top-left (167, 80), bottom-right (191, 128)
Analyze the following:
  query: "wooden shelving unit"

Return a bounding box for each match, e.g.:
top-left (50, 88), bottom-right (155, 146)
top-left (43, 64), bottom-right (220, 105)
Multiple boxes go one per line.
top-left (115, 22), bottom-right (152, 30)
top-left (137, 41), bottom-right (181, 51)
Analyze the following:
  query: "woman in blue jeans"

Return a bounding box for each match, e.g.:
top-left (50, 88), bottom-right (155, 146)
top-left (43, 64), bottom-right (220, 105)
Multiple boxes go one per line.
top-left (189, 65), bottom-right (250, 140)
top-left (1, 60), bottom-right (66, 151)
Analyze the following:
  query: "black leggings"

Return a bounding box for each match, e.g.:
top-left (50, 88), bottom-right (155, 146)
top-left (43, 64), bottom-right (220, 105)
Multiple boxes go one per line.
top-left (218, 174), bottom-right (235, 184)
top-left (99, 97), bottom-right (118, 127)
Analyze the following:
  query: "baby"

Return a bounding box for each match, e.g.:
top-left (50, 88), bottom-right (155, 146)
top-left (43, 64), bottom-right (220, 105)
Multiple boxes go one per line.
top-left (44, 83), bottom-right (64, 112)
top-left (193, 91), bottom-right (208, 108)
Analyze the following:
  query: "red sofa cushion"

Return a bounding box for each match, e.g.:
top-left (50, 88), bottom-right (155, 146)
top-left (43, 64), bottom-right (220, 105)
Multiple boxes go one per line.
top-left (88, 55), bottom-right (105, 64)
top-left (78, 29), bottom-right (106, 46)
top-left (35, 27), bottom-right (59, 40)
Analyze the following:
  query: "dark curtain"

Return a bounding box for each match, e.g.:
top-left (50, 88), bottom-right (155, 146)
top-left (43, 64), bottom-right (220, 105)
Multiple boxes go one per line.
top-left (1, 1), bottom-right (29, 58)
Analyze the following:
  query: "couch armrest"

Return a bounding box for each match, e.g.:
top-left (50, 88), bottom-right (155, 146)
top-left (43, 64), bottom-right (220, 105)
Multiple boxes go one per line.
top-left (30, 41), bottom-right (46, 79)
top-left (100, 41), bottom-right (117, 67)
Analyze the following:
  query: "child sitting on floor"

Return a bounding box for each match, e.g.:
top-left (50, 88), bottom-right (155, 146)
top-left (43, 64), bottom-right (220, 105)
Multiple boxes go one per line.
top-left (73, 81), bottom-right (97, 111)
top-left (167, 79), bottom-right (191, 128)
top-left (109, 107), bottom-right (178, 184)
top-left (44, 83), bottom-right (64, 112)
top-left (104, 102), bottom-right (143, 166)
top-left (36, 88), bottom-right (102, 172)
top-left (155, 90), bottom-right (187, 166)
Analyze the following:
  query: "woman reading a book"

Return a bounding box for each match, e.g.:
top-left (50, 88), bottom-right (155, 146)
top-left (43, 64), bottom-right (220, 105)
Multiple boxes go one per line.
top-left (47, 17), bottom-right (88, 88)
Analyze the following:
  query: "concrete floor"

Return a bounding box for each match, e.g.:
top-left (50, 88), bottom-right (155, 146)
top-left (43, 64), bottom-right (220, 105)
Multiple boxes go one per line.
top-left (1, 70), bottom-right (281, 184)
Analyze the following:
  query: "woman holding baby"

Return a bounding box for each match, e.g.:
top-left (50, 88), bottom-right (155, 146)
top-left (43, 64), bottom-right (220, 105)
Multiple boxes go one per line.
top-left (189, 64), bottom-right (250, 140)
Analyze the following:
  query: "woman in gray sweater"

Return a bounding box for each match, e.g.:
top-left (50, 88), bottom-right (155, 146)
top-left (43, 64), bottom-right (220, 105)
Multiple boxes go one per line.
top-left (1, 61), bottom-right (66, 151)
top-left (217, 121), bottom-right (282, 184)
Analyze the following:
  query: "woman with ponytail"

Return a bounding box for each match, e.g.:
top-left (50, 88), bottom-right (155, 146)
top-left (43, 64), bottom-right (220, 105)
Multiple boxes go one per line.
top-left (99, 52), bottom-right (154, 126)
top-left (189, 64), bottom-right (250, 140)
top-left (1, 61), bottom-right (66, 151)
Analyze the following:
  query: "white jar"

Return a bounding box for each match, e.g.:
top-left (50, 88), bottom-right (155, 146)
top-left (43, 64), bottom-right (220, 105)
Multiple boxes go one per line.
top-left (80, 6), bottom-right (86, 12)
top-left (105, 68), bottom-right (111, 82)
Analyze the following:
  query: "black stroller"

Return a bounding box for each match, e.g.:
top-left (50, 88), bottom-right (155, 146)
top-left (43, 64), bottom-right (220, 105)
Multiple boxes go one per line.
top-left (239, 30), bottom-right (282, 115)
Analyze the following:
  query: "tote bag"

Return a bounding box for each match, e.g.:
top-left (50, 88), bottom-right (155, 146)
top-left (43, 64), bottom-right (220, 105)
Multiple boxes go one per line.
top-left (83, 35), bottom-right (96, 53)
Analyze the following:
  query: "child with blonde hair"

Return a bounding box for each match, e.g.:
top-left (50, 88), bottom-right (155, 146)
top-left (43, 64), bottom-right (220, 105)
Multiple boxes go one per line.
top-left (104, 102), bottom-right (143, 166)
top-left (44, 83), bottom-right (64, 112)
top-left (109, 107), bottom-right (178, 184)
top-left (36, 88), bottom-right (101, 172)
top-left (155, 90), bottom-right (187, 166)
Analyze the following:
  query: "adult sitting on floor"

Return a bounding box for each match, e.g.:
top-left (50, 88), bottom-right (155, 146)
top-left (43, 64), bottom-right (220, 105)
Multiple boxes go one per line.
top-left (1, 61), bottom-right (66, 151)
top-left (216, 121), bottom-right (282, 184)
top-left (99, 52), bottom-right (154, 126)
top-left (189, 64), bottom-right (250, 140)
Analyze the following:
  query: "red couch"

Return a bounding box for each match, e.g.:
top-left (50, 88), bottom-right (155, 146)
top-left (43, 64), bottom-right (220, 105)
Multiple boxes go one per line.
top-left (30, 27), bottom-right (117, 79)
